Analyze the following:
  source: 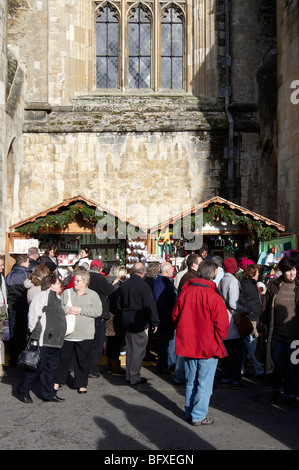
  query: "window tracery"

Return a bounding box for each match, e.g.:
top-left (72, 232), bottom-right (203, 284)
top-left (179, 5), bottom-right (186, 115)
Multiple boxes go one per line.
top-left (94, 0), bottom-right (186, 91)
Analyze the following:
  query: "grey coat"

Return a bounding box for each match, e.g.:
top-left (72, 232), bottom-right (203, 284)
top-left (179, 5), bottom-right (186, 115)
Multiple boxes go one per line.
top-left (221, 273), bottom-right (246, 340)
top-left (61, 287), bottom-right (102, 341)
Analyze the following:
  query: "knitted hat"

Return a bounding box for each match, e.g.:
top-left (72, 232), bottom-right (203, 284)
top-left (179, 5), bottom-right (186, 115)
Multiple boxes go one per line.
top-left (239, 257), bottom-right (254, 270)
top-left (90, 260), bottom-right (103, 270)
top-left (223, 257), bottom-right (238, 274)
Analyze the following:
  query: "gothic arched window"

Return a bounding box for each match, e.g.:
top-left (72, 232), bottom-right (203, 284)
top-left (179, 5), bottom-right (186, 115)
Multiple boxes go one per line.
top-left (161, 7), bottom-right (183, 89)
top-left (94, 0), bottom-right (186, 91)
top-left (96, 4), bottom-right (119, 88)
top-left (128, 6), bottom-right (151, 88)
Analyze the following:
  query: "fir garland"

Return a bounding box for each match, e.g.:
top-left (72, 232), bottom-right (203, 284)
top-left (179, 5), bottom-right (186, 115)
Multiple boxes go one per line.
top-left (15, 202), bottom-right (280, 242)
top-left (15, 203), bottom-right (146, 240)
top-left (191, 204), bottom-right (280, 241)
top-left (15, 203), bottom-right (108, 234)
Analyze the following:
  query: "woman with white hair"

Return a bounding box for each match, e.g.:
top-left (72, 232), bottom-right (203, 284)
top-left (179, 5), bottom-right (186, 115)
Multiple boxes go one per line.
top-left (54, 270), bottom-right (102, 394)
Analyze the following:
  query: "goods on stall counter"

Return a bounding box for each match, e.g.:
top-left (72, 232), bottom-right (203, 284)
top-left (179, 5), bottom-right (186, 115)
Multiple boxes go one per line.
top-left (126, 240), bottom-right (147, 270)
top-left (57, 254), bottom-right (79, 266)
top-left (146, 254), bottom-right (163, 263)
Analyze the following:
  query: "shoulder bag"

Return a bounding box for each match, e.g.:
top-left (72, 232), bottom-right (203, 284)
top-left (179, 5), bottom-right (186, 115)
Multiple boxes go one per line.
top-left (65, 289), bottom-right (75, 336)
top-left (233, 312), bottom-right (254, 338)
top-left (220, 281), bottom-right (253, 338)
top-left (18, 336), bottom-right (41, 371)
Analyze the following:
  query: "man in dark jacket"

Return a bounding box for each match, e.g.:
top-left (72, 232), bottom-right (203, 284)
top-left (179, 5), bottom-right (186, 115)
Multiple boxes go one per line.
top-left (88, 260), bottom-right (114, 378)
top-left (153, 261), bottom-right (177, 373)
top-left (27, 247), bottom-right (39, 272)
top-left (178, 253), bottom-right (202, 293)
top-left (5, 254), bottom-right (31, 366)
top-left (118, 262), bottom-right (159, 385)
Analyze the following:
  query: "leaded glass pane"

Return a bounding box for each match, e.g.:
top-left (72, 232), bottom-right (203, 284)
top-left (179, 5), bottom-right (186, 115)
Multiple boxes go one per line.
top-left (107, 56), bottom-right (118, 88)
top-left (161, 57), bottom-right (171, 89)
top-left (97, 57), bottom-right (107, 88)
top-left (108, 23), bottom-right (118, 55)
top-left (161, 24), bottom-right (171, 56)
top-left (172, 58), bottom-right (183, 88)
top-left (129, 23), bottom-right (139, 55)
top-left (140, 23), bottom-right (151, 55)
top-left (172, 23), bottom-right (183, 56)
top-left (129, 57), bottom-right (139, 88)
top-left (140, 57), bottom-right (151, 87)
top-left (96, 22), bottom-right (107, 56)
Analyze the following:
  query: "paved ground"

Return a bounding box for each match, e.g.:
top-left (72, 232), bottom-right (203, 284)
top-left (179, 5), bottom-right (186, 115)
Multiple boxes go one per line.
top-left (0, 356), bottom-right (299, 453)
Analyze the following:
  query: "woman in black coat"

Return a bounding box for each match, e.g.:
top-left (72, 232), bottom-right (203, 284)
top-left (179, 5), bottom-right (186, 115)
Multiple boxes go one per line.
top-left (239, 264), bottom-right (264, 377)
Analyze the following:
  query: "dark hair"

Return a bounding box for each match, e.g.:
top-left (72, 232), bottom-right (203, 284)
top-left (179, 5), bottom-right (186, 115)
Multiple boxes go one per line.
top-left (243, 264), bottom-right (259, 279)
top-left (197, 260), bottom-right (218, 281)
top-left (16, 254), bottom-right (29, 266)
top-left (278, 257), bottom-right (296, 274)
top-left (41, 273), bottom-right (58, 290)
top-left (45, 245), bottom-right (59, 257)
top-left (199, 243), bottom-right (208, 256)
top-left (81, 247), bottom-right (92, 259)
top-left (187, 253), bottom-right (201, 270)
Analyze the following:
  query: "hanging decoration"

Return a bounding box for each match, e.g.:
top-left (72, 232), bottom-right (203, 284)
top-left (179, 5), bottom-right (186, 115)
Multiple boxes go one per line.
top-left (156, 227), bottom-right (174, 261)
top-left (126, 240), bottom-right (147, 269)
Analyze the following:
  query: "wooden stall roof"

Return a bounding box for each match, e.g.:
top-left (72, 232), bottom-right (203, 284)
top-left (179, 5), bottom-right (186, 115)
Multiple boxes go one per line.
top-left (150, 196), bottom-right (286, 233)
top-left (9, 194), bottom-right (147, 232)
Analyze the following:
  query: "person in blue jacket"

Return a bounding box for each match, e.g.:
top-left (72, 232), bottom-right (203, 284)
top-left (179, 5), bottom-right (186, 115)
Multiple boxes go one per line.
top-left (5, 255), bottom-right (31, 367)
top-left (153, 262), bottom-right (177, 373)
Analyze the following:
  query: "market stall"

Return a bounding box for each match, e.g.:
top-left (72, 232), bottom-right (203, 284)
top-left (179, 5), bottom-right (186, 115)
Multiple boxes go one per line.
top-left (5, 195), bottom-right (148, 276)
top-left (149, 196), bottom-right (288, 273)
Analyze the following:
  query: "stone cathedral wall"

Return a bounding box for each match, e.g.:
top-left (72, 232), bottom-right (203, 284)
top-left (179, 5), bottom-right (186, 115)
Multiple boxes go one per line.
top-left (277, 0), bottom-right (299, 235)
top-left (2, 0), bottom-right (295, 254)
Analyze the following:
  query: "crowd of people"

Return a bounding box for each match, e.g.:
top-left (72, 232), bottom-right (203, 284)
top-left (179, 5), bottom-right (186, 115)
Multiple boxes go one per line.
top-left (0, 243), bottom-right (298, 426)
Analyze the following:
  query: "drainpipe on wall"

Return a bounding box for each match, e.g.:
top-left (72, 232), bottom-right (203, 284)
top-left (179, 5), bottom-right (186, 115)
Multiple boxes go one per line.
top-left (223, 0), bottom-right (235, 202)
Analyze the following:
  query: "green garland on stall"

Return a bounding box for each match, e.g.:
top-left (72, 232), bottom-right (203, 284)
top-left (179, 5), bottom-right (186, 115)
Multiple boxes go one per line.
top-left (15, 203), bottom-right (147, 241)
top-left (190, 204), bottom-right (280, 241)
top-left (15, 203), bottom-right (110, 234)
top-left (15, 202), bottom-right (279, 242)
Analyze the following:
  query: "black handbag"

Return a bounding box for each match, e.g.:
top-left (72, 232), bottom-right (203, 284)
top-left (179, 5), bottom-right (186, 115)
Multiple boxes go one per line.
top-left (18, 337), bottom-right (41, 371)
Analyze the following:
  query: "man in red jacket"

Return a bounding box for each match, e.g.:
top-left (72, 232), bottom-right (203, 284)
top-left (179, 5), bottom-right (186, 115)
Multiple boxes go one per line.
top-left (172, 260), bottom-right (229, 426)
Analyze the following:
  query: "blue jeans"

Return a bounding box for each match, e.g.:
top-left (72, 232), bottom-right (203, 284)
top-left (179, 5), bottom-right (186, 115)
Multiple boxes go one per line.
top-left (271, 339), bottom-right (299, 397)
top-left (185, 357), bottom-right (218, 422)
top-left (174, 356), bottom-right (185, 384)
top-left (243, 334), bottom-right (264, 376)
